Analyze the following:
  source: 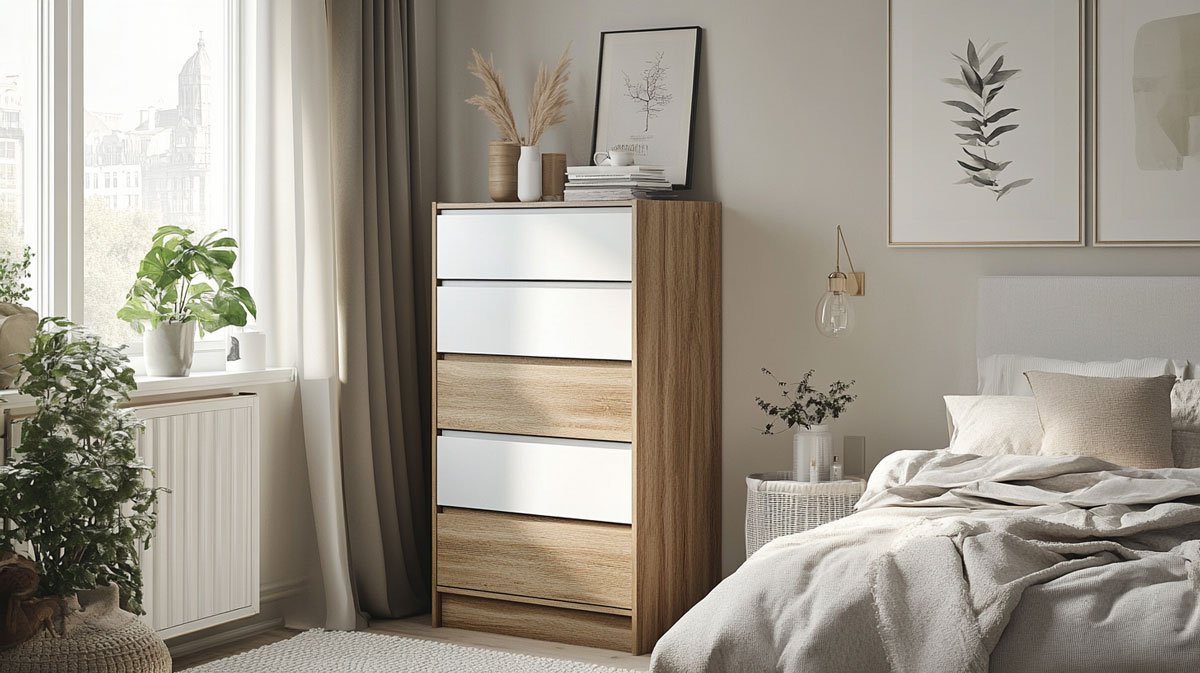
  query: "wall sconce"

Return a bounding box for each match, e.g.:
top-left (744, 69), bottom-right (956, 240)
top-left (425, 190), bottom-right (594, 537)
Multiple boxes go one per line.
top-left (814, 225), bottom-right (865, 338)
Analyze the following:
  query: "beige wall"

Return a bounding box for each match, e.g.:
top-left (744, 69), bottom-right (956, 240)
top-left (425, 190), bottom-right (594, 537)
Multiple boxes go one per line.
top-left (434, 0), bottom-right (1200, 574)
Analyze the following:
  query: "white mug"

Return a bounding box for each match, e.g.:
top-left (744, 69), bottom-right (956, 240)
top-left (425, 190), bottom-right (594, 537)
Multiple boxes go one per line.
top-left (593, 149), bottom-right (635, 166)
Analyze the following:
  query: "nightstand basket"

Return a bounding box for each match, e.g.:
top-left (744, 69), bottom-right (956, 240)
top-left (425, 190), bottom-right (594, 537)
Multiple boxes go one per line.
top-left (745, 472), bottom-right (866, 558)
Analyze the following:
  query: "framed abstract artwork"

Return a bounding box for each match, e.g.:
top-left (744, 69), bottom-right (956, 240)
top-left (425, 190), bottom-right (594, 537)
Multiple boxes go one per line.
top-left (592, 27), bottom-right (701, 189)
top-left (888, 0), bottom-right (1084, 246)
top-left (1094, 0), bottom-right (1200, 246)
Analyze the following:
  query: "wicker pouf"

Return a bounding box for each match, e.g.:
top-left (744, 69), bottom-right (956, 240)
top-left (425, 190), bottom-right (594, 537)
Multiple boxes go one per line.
top-left (745, 472), bottom-right (866, 558)
top-left (1, 584), bottom-right (171, 673)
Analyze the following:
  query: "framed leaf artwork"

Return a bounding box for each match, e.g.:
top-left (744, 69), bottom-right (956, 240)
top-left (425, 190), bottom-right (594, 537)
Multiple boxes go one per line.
top-left (591, 27), bottom-right (701, 189)
top-left (888, 0), bottom-right (1084, 246)
top-left (1094, 0), bottom-right (1200, 246)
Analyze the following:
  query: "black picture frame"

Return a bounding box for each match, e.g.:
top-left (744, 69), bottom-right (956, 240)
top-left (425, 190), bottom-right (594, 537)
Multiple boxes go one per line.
top-left (591, 26), bottom-right (702, 190)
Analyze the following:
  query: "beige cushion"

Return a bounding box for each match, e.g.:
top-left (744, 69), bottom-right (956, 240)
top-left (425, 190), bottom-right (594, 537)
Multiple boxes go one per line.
top-left (944, 396), bottom-right (1042, 456)
top-left (1025, 372), bottom-right (1176, 468)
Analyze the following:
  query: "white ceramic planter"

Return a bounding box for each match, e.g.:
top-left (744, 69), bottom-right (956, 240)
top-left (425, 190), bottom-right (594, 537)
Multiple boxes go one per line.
top-left (793, 425), bottom-right (833, 482)
top-left (517, 145), bottom-right (543, 202)
top-left (144, 322), bottom-right (196, 377)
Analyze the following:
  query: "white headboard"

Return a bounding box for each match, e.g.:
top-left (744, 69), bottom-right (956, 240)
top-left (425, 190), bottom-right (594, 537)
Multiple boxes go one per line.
top-left (978, 276), bottom-right (1200, 370)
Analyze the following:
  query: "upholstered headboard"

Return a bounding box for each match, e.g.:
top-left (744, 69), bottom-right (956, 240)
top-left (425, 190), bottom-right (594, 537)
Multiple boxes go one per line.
top-left (978, 276), bottom-right (1200, 373)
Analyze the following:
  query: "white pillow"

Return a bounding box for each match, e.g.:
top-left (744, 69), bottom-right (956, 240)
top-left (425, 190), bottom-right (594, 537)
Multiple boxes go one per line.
top-left (977, 355), bottom-right (1187, 396)
top-left (1172, 380), bottom-right (1200, 468)
top-left (944, 395), bottom-right (1043, 456)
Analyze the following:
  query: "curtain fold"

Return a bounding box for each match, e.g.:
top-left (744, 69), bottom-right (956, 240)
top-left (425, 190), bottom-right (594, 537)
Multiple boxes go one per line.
top-left (328, 0), bottom-right (431, 619)
top-left (248, 0), bottom-right (362, 630)
top-left (251, 0), bottom-right (430, 627)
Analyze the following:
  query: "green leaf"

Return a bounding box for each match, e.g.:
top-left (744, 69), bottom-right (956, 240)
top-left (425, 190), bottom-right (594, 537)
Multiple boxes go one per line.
top-left (966, 40), bottom-right (979, 71)
top-left (962, 147), bottom-right (1000, 171)
top-left (960, 65), bottom-right (983, 97)
top-left (986, 69), bottom-right (1020, 86)
top-left (985, 108), bottom-right (1018, 124)
top-left (985, 85), bottom-right (1004, 105)
top-left (986, 54), bottom-right (1005, 79)
top-left (942, 100), bottom-right (982, 116)
top-left (985, 124), bottom-right (1019, 143)
top-left (996, 177), bottom-right (1033, 199)
top-left (953, 119), bottom-right (984, 132)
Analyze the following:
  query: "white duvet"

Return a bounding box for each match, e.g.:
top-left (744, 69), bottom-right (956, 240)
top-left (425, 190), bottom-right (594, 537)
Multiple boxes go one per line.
top-left (650, 451), bottom-right (1200, 673)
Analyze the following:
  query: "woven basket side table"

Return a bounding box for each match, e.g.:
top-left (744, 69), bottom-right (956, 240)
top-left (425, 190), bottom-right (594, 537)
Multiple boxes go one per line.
top-left (745, 472), bottom-right (866, 558)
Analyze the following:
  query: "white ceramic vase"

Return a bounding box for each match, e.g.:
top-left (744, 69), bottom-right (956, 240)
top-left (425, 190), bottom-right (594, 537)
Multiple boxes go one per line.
top-left (793, 425), bottom-right (833, 482)
top-left (144, 321), bottom-right (195, 377)
top-left (517, 145), bottom-right (542, 202)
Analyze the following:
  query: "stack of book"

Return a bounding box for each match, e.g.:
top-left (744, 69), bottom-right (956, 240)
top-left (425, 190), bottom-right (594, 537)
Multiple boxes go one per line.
top-left (564, 165), bottom-right (674, 201)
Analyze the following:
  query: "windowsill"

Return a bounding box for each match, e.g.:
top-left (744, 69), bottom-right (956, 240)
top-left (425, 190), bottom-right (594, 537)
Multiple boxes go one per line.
top-left (0, 367), bottom-right (296, 409)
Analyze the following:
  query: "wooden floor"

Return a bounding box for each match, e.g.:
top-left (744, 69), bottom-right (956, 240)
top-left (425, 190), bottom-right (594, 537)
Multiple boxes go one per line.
top-left (171, 614), bottom-right (652, 671)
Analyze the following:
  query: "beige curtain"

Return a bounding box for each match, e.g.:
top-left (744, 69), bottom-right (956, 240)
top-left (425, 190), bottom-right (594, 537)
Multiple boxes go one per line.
top-left (328, 0), bottom-right (432, 619)
top-left (251, 0), bottom-right (431, 628)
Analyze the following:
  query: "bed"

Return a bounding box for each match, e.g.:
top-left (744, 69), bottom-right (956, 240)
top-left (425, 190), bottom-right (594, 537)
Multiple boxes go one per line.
top-left (651, 277), bottom-right (1200, 673)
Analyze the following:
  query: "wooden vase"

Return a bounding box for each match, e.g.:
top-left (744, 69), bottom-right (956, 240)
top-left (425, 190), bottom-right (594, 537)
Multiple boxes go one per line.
top-left (487, 142), bottom-right (519, 202)
top-left (541, 152), bottom-right (566, 201)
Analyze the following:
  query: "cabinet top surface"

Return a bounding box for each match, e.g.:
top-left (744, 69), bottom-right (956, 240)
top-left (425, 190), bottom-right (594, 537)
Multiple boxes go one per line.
top-left (435, 200), bottom-right (718, 211)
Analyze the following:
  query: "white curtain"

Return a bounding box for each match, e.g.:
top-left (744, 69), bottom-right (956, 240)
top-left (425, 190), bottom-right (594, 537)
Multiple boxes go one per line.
top-left (244, 0), bottom-right (361, 631)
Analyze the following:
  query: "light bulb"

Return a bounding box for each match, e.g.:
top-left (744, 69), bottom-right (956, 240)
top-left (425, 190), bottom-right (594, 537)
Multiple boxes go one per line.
top-left (815, 272), bottom-right (855, 338)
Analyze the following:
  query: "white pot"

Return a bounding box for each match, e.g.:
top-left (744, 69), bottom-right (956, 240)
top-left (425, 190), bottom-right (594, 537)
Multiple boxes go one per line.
top-left (144, 322), bottom-right (196, 377)
top-left (517, 145), bottom-right (543, 202)
top-left (793, 425), bottom-right (833, 482)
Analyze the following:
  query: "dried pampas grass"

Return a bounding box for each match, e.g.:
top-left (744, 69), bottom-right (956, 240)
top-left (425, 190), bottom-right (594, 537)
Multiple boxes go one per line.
top-left (465, 45), bottom-right (572, 146)
top-left (525, 46), bottom-right (572, 146)
top-left (466, 50), bottom-right (521, 144)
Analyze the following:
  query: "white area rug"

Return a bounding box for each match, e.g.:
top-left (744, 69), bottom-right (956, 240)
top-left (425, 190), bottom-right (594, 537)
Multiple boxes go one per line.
top-left (186, 629), bottom-right (638, 673)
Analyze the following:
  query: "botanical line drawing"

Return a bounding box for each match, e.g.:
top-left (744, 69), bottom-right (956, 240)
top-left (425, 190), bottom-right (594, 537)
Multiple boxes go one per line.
top-left (623, 52), bottom-right (674, 132)
top-left (943, 39), bottom-right (1032, 200)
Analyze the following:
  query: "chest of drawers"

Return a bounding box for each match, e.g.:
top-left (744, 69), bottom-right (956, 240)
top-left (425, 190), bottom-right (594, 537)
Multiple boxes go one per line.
top-left (430, 200), bottom-right (722, 654)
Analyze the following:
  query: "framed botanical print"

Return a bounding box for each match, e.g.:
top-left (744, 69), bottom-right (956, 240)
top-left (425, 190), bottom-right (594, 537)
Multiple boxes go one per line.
top-left (1094, 0), bottom-right (1200, 246)
top-left (592, 27), bottom-right (701, 189)
top-left (888, 0), bottom-right (1084, 246)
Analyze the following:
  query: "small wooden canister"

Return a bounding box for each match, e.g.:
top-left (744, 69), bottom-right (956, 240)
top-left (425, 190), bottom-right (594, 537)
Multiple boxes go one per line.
top-left (541, 152), bottom-right (566, 201)
top-left (488, 141), bottom-right (519, 202)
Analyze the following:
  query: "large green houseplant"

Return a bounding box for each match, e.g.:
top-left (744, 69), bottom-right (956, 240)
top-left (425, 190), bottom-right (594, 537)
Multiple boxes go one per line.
top-left (117, 226), bottom-right (256, 377)
top-left (0, 318), bottom-right (169, 670)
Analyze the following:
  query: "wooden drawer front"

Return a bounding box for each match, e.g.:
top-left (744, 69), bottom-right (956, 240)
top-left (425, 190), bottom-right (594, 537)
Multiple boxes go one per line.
top-left (437, 431), bottom-right (632, 523)
top-left (436, 208), bottom-right (632, 281)
top-left (437, 508), bottom-right (632, 608)
top-left (440, 593), bottom-right (632, 651)
top-left (437, 356), bottom-right (632, 441)
top-left (437, 284), bottom-right (631, 360)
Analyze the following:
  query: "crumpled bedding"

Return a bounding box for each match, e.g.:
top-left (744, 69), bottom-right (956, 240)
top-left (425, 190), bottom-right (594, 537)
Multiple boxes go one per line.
top-left (650, 450), bottom-right (1200, 673)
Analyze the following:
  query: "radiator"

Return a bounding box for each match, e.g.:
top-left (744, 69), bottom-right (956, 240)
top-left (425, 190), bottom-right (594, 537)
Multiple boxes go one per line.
top-left (136, 395), bottom-right (261, 638)
top-left (6, 394), bottom-right (262, 638)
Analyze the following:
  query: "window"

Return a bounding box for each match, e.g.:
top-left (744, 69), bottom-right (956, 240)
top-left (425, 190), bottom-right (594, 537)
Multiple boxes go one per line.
top-left (0, 1), bottom-right (39, 305)
top-left (1, 1), bottom-right (240, 353)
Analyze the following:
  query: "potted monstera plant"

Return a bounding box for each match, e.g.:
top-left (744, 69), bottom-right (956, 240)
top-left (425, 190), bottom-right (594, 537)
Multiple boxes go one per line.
top-left (0, 245), bottom-right (37, 388)
top-left (118, 226), bottom-right (256, 377)
top-left (0, 318), bottom-right (170, 672)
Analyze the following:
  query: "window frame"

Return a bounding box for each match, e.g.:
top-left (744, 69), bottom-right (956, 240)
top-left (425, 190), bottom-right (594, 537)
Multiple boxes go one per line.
top-left (37, 0), bottom-right (244, 367)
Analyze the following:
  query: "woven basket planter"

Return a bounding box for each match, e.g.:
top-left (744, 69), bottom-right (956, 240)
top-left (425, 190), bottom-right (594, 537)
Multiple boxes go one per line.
top-left (0, 584), bottom-right (170, 673)
top-left (745, 472), bottom-right (865, 558)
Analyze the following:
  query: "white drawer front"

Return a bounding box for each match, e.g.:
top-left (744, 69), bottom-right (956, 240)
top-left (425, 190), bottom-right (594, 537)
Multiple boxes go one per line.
top-left (436, 208), bottom-right (632, 281)
top-left (437, 431), bottom-right (632, 524)
top-left (437, 283), bottom-right (632, 360)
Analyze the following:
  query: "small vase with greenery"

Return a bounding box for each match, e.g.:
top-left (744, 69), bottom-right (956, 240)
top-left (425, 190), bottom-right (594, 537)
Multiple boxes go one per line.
top-left (117, 226), bottom-right (256, 377)
top-left (755, 368), bottom-right (857, 482)
top-left (0, 245), bottom-right (38, 389)
top-left (0, 319), bottom-right (169, 668)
